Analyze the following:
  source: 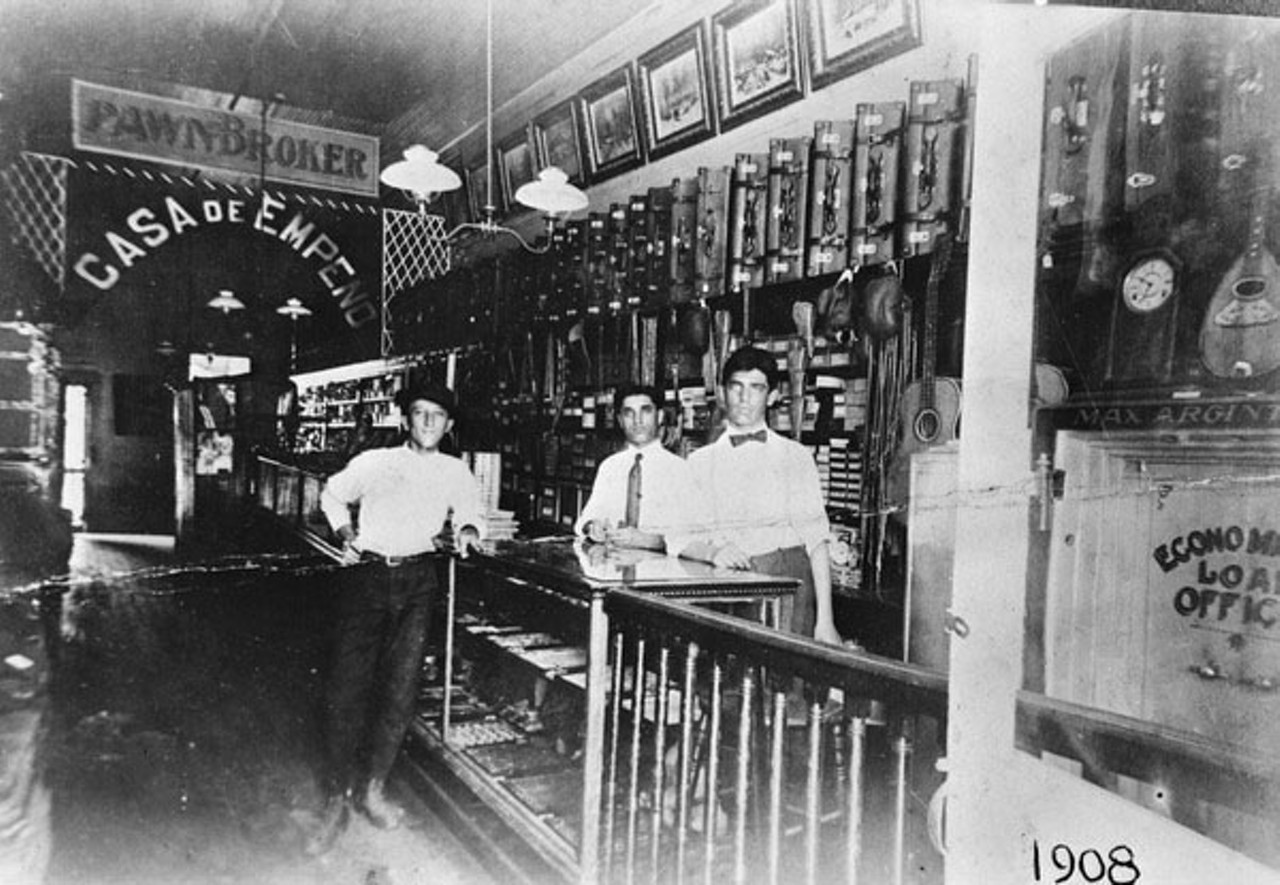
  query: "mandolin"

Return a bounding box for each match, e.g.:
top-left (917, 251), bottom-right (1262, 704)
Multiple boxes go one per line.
top-left (898, 232), bottom-right (961, 453)
top-left (1200, 142), bottom-right (1280, 379)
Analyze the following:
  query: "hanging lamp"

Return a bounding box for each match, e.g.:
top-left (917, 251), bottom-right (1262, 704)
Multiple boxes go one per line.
top-left (379, 0), bottom-right (587, 252)
top-left (275, 297), bottom-right (313, 320)
top-left (207, 290), bottom-right (246, 314)
top-left (380, 145), bottom-right (462, 203)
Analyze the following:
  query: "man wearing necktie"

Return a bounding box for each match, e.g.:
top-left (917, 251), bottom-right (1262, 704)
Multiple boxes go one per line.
top-left (686, 346), bottom-right (842, 644)
top-left (576, 383), bottom-right (705, 555)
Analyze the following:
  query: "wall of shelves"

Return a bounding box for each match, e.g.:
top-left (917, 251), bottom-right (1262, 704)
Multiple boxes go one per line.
top-left (293, 365), bottom-right (408, 454)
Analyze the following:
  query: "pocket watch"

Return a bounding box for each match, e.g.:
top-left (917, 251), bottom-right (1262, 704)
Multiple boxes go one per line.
top-left (1120, 251), bottom-right (1178, 314)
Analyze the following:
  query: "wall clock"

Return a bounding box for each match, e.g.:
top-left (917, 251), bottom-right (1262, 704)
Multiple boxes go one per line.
top-left (1120, 251), bottom-right (1178, 313)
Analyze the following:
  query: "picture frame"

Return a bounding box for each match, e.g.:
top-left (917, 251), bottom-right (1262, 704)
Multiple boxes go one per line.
top-left (465, 159), bottom-right (497, 221)
top-left (496, 126), bottom-right (537, 214)
top-left (802, 0), bottom-right (922, 91)
top-left (532, 98), bottom-right (588, 187)
top-left (711, 0), bottom-right (806, 133)
top-left (438, 151), bottom-right (471, 226)
top-left (637, 22), bottom-right (717, 161)
top-left (578, 64), bottom-right (646, 181)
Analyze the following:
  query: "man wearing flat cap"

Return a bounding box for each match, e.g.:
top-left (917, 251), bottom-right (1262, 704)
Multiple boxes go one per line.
top-left (309, 380), bottom-right (484, 853)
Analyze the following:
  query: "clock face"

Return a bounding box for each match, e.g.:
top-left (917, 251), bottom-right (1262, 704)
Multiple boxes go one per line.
top-left (829, 532), bottom-right (853, 566)
top-left (1121, 255), bottom-right (1177, 313)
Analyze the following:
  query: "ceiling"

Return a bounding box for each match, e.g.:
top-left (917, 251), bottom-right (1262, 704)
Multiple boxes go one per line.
top-left (0, 0), bottom-right (649, 161)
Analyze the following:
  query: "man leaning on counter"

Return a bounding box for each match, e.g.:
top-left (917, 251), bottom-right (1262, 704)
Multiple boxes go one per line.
top-left (685, 346), bottom-right (842, 645)
top-left (308, 380), bottom-right (484, 854)
top-left (575, 382), bottom-right (706, 557)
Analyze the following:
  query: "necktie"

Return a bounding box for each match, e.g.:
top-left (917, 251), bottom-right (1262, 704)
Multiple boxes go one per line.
top-left (624, 452), bottom-right (642, 527)
top-left (729, 429), bottom-right (768, 447)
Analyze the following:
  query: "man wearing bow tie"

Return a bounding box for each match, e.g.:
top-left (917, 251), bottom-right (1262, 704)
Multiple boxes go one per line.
top-left (686, 346), bottom-right (841, 644)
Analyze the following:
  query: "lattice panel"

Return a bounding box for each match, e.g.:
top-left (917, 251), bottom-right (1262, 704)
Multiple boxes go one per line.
top-left (382, 208), bottom-right (450, 356)
top-left (1, 152), bottom-right (70, 292)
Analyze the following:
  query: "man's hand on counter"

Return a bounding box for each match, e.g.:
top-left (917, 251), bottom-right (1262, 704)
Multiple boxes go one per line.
top-left (711, 541), bottom-right (752, 570)
top-left (583, 519), bottom-right (611, 545)
top-left (582, 519), bottom-right (664, 552)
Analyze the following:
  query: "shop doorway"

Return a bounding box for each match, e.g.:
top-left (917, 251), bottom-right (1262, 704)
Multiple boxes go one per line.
top-left (174, 354), bottom-right (250, 545)
top-left (61, 383), bottom-right (88, 528)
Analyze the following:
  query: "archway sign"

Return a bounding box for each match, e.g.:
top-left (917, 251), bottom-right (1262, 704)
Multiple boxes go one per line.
top-left (64, 160), bottom-right (384, 368)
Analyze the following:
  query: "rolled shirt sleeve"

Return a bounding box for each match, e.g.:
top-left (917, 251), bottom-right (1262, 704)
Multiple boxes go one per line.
top-left (448, 459), bottom-right (487, 540)
top-left (785, 441), bottom-right (831, 554)
top-left (320, 451), bottom-right (368, 533)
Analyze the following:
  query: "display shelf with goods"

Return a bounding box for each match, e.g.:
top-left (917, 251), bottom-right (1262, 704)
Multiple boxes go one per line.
top-left (380, 82), bottom-right (974, 600)
top-left (407, 538), bottom-right (797, 883)
top-left (0, 323), bottom-right (60, 462)
top-left (290, 360), bottom-right (412, 455)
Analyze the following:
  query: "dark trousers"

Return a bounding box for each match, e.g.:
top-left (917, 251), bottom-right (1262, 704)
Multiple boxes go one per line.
top-left (321, 558), bottom-right (437, 798)
top-left (749, 545), bottom-right (815, 637)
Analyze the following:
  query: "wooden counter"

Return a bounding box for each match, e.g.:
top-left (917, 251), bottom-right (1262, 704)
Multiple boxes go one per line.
top-left (417, 538), bottom-right (797, 885)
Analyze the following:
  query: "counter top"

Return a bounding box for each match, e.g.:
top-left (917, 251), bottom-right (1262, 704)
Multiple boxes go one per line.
top-left (467, 537), bottom-right (797, 602)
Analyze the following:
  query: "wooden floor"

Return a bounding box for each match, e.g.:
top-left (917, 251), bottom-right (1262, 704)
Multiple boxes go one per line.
top-left (26, 529), bottom-right (505, 885)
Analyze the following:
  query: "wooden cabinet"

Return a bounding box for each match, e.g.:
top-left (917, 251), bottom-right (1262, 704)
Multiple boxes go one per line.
top-left (406, 540), bottom-right (795, 883)
top-left (1043, 426), bottom-right (1280, 754)
top-left (1036, 14), bottom-right (1280, 396)
top-left (903, 444), bottom-right (958, 672)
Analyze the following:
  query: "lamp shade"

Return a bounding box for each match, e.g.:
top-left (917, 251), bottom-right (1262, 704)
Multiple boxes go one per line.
top-left (380, 145), bottom-right (462, 200)
top-left (515, 166), bottom-right (588, 216)
top-left (207, 290), bottom-right (245, 313)
top-left (276, 297), bottom-right (313, 319)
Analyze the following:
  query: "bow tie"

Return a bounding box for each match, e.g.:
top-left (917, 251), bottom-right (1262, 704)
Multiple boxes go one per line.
top-left (729, 429), bottom-right (767, 447)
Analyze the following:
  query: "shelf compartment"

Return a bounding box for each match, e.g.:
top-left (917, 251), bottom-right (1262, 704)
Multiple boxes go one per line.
top-left (409, 717), bottom-right (580, 881)
top-left (465, 740), bottom-right (576, 780)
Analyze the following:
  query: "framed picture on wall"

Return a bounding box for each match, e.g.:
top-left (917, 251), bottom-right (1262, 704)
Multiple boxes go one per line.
top-left (578, 64), bottom-right (646, 181)
top-left (438, 151), bottom-right (471, 226)
top-left (466, 159), bottom-right (496, 220)
top-left (802, 0), bottom-right (922, 90)
top-left (533, 99), bottom-right (588, 186)
top-left (711, 0), bottom-right (806, 132)
top-left (637, 22), bottom-right (717, 160)
top-left (497, 127), bottom-right (537, 213)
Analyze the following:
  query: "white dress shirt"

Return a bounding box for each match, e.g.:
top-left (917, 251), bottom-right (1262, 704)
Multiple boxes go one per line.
top-left (320, 445), bottom-right (485, 557)
top-left (687, 426), bottom-right (828, 556)
top-left (575, 439), bottom-right (707, 556)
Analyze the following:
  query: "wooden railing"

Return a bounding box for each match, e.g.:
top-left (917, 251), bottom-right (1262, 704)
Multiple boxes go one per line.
top-left (598, 591), bottom-right (1280, 883)
top-left (245, 454), bottom-right (1280, 880)
top-left (252, 455), bottom-right (340, 558)
top-left (599, 590), bottom-right (949, 885)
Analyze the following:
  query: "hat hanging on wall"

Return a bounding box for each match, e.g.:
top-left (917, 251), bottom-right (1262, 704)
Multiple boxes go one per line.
top-left (860, 269), bottom-right (904, 341)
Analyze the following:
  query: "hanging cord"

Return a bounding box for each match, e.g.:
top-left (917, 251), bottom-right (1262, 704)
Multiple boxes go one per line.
top-left (484, 0), bottom-right (495, 222)
top-left (441, 0), bottom-right (551, 255)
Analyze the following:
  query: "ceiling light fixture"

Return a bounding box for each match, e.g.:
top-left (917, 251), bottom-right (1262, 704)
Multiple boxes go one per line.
top-left (380, 145), bottom-right (461, 201)
top-left (378, 0), bottom-right (587, 253)
top-left (207, 289), bottom-right (246, 313)
top-left (275, 296), bottom-right (313, 320)
top-left (276, 297), bottom-right (313, 373)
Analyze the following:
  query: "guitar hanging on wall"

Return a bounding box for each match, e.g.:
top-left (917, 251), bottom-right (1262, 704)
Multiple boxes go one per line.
top-left (899, 231), bottom-right (961, 454)
top-left (1200, 140), bottom-right (1280, 379)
